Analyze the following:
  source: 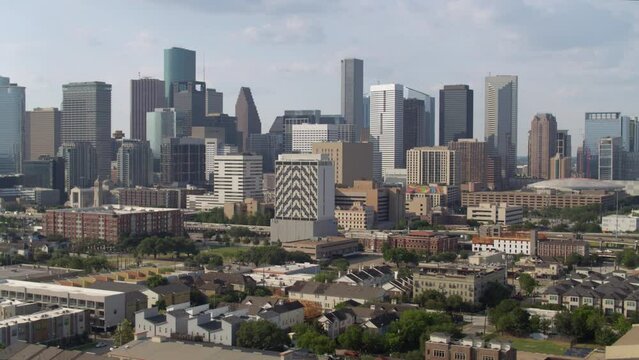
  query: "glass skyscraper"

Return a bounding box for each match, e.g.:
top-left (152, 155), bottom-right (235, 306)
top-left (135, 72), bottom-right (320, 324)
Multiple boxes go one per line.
top-left (163, 47), bottom-right (196, 106)
top-left (0, 76), bottom-right (25, 174)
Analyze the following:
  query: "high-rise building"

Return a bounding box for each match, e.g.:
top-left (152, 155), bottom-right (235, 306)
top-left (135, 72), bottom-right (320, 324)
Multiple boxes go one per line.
top-left (556, 129), bottom-right (572, 158)
top-left (204, 138), bottom-right (219, 183)
top-left (439, 84), bottom-right (473, 145)
top-left (206, 88), bottom-right (223, 114)
top-left (235, 87), bottom-right (261, 151)
top-left (130, 78), bottom-right (165, 141)
top-left (341, 58), bottom-right (364, 139)
top-left (291, 124), bottom-right (338, 153)
top-left (25, 107), bottom-right (61, 161)
top-left (576, 145), bottom-right (586, 178)
top-left (116, 139), bottom-right (153, 187)
top-left (312, 141), bottom-right (373, 186)
top-left (599, 137), bottom-right (622, 180)
top-left (484, 75), bottom-right (518, 180)
top-left (370, 84), bottom-right (404, 180)
top-left (583, 113), bottom-right (639, 178)
top-left (363, 95), bottom-right (370, 141)
top-left (527, 113), bottom-right (557, 179)
top-left (160, 137), bottom-right (206, 186)
top-left (403, 88), bottom-right (435, 165)
top-left (23, 156), bottom-right (65, 195)
top-left (61, 81), bottom-right (112, 179)
top-left (146, 108), bottom-right (177, 160)
top-left (164, 47), bottom-right (196, 106)
top-left (549, 153), bottom-right (571, 179)
top-left (0, 76), bottom-right (25, 174)
top-left (448, 139), bottom-right (487, 188)
top-left (212, 154), bottom-right (263, 205)
top-left (57, 142), bottom-right (97, 193)
top-left (248, 133), bottom-right (284, 173)
top-left (172, 81), bottom-right (206, 135)
top-left (406, 146), bottom-right (460, 186)
top-left (270, 153), bottom-right (338, 243)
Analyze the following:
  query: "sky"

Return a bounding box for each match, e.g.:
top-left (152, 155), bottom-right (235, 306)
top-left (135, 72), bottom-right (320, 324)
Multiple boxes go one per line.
top-left (3, 0), bottom-right (639, 156)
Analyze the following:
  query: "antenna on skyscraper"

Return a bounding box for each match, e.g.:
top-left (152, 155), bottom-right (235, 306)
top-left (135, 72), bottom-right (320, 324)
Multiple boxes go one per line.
top-left (203, 52), bottom-right (206, 83)
top-left (138, 72), bottom-right (141, 79)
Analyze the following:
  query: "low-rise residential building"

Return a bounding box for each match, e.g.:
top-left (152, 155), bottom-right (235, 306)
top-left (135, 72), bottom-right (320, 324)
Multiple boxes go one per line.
top-left (255, 301), bottom-right (305, 330)
top-left (147, 283), bottom-right (191, 308)
top-left (387, 231), bottom-right (458, 254)
top-left (0, 308), bottom-right (88, 347)
top-left (87, 281), bottom-right (148, 323)
top-left (466, 202), bottom-right (523, 225)
top-left (413, 263), bottom-right (506, 303)
top-left (472, 230), bottom-right (538, 255)
top-left (252, 263), bottom-right (320, 276)
top-left (317, 308), bottom-right (356, 339)
top-left (0, 299), bottom-right (40, 320)
top-left (602, 214), bottom-right (639, 233)
top-left (198, 272), bottom-right (257, 296)
top-left (0, 279), bottom-right (125, 331)
top-left (281, 237), bottom-right (360, 260)
top-left (606, 323), bottom-right (639, 360)
top-left (425, 333), bottom-right (516, 360)
top-left (288, 281), bottom-right (387, 310)
top-left (334, 202), bottom-right (375, 230)
top-left (334, 266), bottom-right (394, 287)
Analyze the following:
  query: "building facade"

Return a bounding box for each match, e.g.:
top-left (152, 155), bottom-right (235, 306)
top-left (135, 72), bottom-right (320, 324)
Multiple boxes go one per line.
top-left (146, 108), bottom-right (177, 161)
top-left (164, 47), bottom-right (196, 106)
top-left (484, 75), bottom-right (518, 180)
top-left (439, 84), bottom-right (473, 145)
top-left (462, 190), bottom-right (615, 210)
top-left (406, 146), bottom-right (459, 186)
top-left (206, 88), bottom-right (223, 114)
top-left (335, 180), bottom-right (405, 225)
top-left (160, 137), bottom-right (206, 186)
top-left (549, 153), bottom-right (571, 179)
top-left (291, 124), bottom-right (338, 153)
top-left (466, 202), bottom-right (524, 225)
top-left (599, 137), bottom-right (622, 180)
top-left (403, 88), bottom-right (436, 161)
top-left (312, 141), bottom-right (373, 186)
top-left (235, 87), bottom-right (261, 151)
top-left (25, 107), bottom-right (61, 161)
top-left (130, 78), bottom-right (165, 141)
top-left (528, 113), bottom-right (557, 179)
top-left (57, 142), bottom-right (97, 193)
top-left (116, 139), bottom-right (153, 187)
top-left (370, 84), bottom-right (404, 180)
top-left (212, 154), bottom-right (263, 206)
top-left (0, 76), bottom-right (25, 174)
top-left (341, 58), bottom-right (364, 139)
top-left (413, 263), bottom-right (506, 303)
top-left (448, 139), bottom-right (486, 188)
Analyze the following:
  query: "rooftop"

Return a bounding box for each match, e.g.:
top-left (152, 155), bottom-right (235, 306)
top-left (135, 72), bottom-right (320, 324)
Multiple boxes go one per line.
top-left (527, 178), bottom-right (624, 192)
top-left (0, 264), bottom-right (83, 281)
top-left (47, 205), bottom-right (180, 214)
top-left (0, 279), bottom-right (123, 297)
top-left (0, 307), bottom-right (85, 327)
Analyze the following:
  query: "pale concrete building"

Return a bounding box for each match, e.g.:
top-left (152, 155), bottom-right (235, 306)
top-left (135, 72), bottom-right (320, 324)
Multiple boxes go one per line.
top-left (25, 107), bottom-right (61, 161)
top-left (370, 83), bottom-right (404, 181)
top-left (312, 141), bottom-right (373, 186)
top-left (406, 146), bottom-right (460, 186)
top-left (413, 263), bottom-right (506, 303)
top-left (292, 123), bottom-right (338, 153)
top-left (466, 202), bottom-right (523, 225)
top-left (334, 202), bottom-right (374, 230)
top-left (602, 214), bottom-right (639, 233)
top-left (549, 153), bottom-right (571, 179)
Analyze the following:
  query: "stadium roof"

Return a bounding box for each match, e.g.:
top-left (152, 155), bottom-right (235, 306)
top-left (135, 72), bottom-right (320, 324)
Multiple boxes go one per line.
top-left (527, 178), bottom-right (624, 192)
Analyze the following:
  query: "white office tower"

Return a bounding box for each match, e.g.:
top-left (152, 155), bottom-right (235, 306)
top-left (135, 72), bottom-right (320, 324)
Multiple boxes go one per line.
top-left (484, 75), bottom-right (518, 180)
top-left (406, 146), bottom-right (460, 186)
top-left (205, 138), bottom-right (219, 183)
top-left (369, 84), bottom-right (404, 181)
top-left (212, 153), bottom-right (263, 206)
top-left (291, 124), bottom-right (338, 153)
top-left (270, 153), bottom-right (338, 243)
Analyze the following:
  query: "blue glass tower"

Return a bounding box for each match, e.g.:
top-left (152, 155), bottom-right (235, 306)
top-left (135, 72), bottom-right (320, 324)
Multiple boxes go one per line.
top-left (163, 47), bottom-right (196, 106)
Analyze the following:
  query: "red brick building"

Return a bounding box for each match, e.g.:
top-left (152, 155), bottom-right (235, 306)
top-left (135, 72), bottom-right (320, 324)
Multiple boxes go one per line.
top-left (387, 231), bottom-right (458, 253)
top-left (43, 205), bottom-right (183, 243)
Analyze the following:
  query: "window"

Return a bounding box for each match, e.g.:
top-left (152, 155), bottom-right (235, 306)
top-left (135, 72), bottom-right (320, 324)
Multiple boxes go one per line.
top-left (482, 356), bottom-right (495, 360)
top-left (433, 350), bottom-right (446, 357)
top-left (454, 353), bottom-right (466, 360)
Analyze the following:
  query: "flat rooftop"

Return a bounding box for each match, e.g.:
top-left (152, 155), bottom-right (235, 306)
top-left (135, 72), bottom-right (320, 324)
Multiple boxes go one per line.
top-left (253, 262), bottom-right (320, 274)
top-left (0, 307), bottom-right (84, 327)
top-left (0, 279), bottom-right (123, 297)
top-left (0, 264), bottom-right (83, 280)
top-left (48, 205), bottom-right (180, 214)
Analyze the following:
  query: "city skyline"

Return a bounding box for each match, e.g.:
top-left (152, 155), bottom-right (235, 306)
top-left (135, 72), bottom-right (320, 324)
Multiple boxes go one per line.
top-left (4, 1), bottom-right (639, 156)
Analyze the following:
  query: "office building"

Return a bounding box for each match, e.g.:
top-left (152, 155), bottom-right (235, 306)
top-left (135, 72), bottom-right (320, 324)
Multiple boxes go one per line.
top-left (484, 75), bottom-right (518, 180)
top-left (43, 205), bottom-right (182, 243)
top-left (160, 137), bottom-right (206, 186)
top-left (425, 334), bottom-right (516, 360)
top-left (448, 139), bottom-right (487, 188)
top-left (312, 141), bottom-right (373, 186)
top-left (24, 107), bottom-right (61, 161)
top-left (583, 113), bottom-right (639, 178)
top-left (599, 137), bottom-right (623, 180)
top-left (439, 84), bottom-right (473, 145)
top-left (0, 76), bottom-right (25, 174)
top-left (462, 190), bottom-right (616, 210)
top-left (212, 154), bottom-right (263, 206)
top-left (117, 187), bottom-right (203, 209)
top-left (557, 129), bottom-right (572, 158)
top-left (204, 138), bottom-right (218, 183)
top-left (248, 133), bottom-right (284, 173)
top-left (22, 156), bottom-right (65, 196)
top-left (235, 87), bottom-right (261, 151)
top-left (334, 202), bottom-right (374, 230)
top-left (146, 108), bottom-right (177, 160)
top-left (116, 139), bottom-right (153, 187)
top-left (57, 142), bottom-right (97, 193)
top-left (130, 78), bottom-right (165, 141)
top-left (387, 232), bottom-right (458, 254)
top-left (403, 88), bottom-right (435, 162)
top-left (466, 202), bottom-right (523, 225)
top-left (335, 180), bottom-right (405, 225)
top-left (370, 84), bottom-right (404, 180)
top-left (528, 113), bottom-right (557, 179)
top-left (164, 47), bottom-right (196, 105)
top-left (406, 146), bottom-right (460, 186)
top-left (291, 124), bottom-right (338, 153)
top-left (602, 214), bottom-right (639, 233)
top-left (202, 113), bottom-right (240, 147)
top-left (549, 153), bottom-right (571, 179)
top-left (270, 154), bottom-right (338, 243)
top-left (172, 81), bottom-right (206, 135)
top-left (206, 88), bottom-right (223, 114)
top-left (61, 81), bottom-right (112, 178)
top-left (341, 58), bottom-right (364, 139)
top-left (414, 263), bottom-right (506, 303)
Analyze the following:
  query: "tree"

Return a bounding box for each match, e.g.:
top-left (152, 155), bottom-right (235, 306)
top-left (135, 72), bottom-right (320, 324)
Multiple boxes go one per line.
top-left (113, 319), bottom-right (134, 346)
top-left (330, 258), bottom-right (350, 272)
top-left (479, 282), bottom-right (512, 308)
top-left (518, 273), bottom-right (538, 296)
top-left (314, 270), bottom-right (338, 283)
top-left (297, 331), bottom-right (335, 354)
top-left (385, 310), bottom-right (460, 353)
top-left (383, 246), bottom-right (419, 267)
top-left (236, 320), bottom-right (290, 351)
top-left (207, 255), bottom-right (223, 268)
top-left (338, 325), bottom-right (363, 350)
top-left (617, 249), bottom-right (639, 269)
top-left (488, 299), bottom-right (531, 336)
top-left (146, 274), bottom-right (168, 288)
top-left (286, 250), bottom-right (312, 263)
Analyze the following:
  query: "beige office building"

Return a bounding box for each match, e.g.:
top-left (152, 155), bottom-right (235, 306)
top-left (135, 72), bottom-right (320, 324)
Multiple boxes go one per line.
top-left (25, 107), bottom-right (61, 161)
top-left (466, 202), bottom-right (523, 225)
top-left (528, 113), bottom-right (557, 179)
top-left (406, 146), bottom-right (459, 186)
top-left (335, 180), bottom-right (405, 225)
top-left (334, 202), bottom-right (374, 230)
top-left (448, 139), bottom-right (486, 188)
top-left (549, 153), bottom-right (571, 179)
top-left (413, 263), bottom-right (506, 303)
top-left (312, 141), bottom-right (373, 186)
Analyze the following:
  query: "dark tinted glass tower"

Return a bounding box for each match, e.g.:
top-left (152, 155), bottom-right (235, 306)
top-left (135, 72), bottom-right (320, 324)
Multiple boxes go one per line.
top-left (163, 47), bottom-right (196, 106)
top-left (439, 84), bottom-right (473, 145)
top-left (130, 78), bottom-right (165, 141)
top-left (235, 87), bottom-right (261, 151)
top-left (341, 58), bottom-right (364, 140)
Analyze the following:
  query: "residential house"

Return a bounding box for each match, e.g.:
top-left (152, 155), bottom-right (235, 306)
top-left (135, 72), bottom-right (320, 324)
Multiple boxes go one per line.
top-left (197, 272), bottom-right (257, 296)
top-left (287, 281), bottom-right (387, 310)
top-left (334, 265), bottom-right (394, 287)
top-left (148, 283), bottom-right (191, 307)
top-left (317, 308), bottom-right (356, 339)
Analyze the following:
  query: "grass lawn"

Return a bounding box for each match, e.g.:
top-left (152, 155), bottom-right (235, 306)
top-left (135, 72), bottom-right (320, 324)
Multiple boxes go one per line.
top-left (202, 246), bottom-right (248, 260)
top-left (504, 337), bottom-right (569, 355)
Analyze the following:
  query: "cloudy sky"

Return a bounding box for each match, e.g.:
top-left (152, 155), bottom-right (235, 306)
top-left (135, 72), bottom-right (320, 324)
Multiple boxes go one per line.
top-left (3, 0), bottom-right (639, 155)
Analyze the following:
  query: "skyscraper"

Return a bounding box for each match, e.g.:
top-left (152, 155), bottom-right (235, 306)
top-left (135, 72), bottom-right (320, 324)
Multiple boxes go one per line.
top-left (556, 130), bottom-right (572, 158)
top-left (599, 137), bottom-right (622, 180)
top-left (116, 139), bottom-right (153, 187)
top-left (312, 141), bottom-right (373, 187)
top-left (403, 88), bottom-right (435, 164)
top-left (163, 47), bottom-right (196, 106)
top-left (212, 154), bottom-right (263, 206)
top-left (235, 87), bottom-right (261, 151)
top-left (527, 113), bottom-right (557, 180)
top-left (341, 58), bottom-right (364, 139)
top-left (130, 78), bottom-right (165, 141)
top-left (448, 139), bottom-right (487, 188)
top-left (0, 76), bottom-right (25, 174)
top-left (484, 75), bottom-right (518, 180)
top-left (406, 147), bottom-right (460, 186)
top-left (172, 81), bottom-right (206, 135)
top-left (291, 124), bottom-right (338, 153)
top-left (61, 81), bottom-right (112, 179)
top-left (206, 88), bottom-right (223, 114)
top-left (270, 153), bottom-right (338, 243)
top-left (146, 108), bottom-right (177, 161)
top-left (248, 133), bottom-right (284, 173)
top-left (57, 142), bottom-right (97, 193)
top-left (25, 107), bottom-right (61, 161)
top-left (582, 112), bottom-right (638, 178)
top-left (439, 85), bottom-right (473, 145)
top-left (549, 153), bottom-right (571, 179)
top-left (160, 137), bottom-right (206, 186)
top-left (370, 83), bottom-right (404, 180)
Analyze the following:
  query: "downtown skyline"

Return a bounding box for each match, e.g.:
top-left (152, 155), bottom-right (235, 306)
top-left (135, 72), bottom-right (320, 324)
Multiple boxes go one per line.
top-left (3, 0), bottom-right (639, 156)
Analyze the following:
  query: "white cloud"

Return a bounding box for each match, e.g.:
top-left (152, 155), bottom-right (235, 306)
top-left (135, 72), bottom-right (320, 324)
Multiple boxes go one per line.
top-left (126, 31), bottom-right (156, 50)
top-left (242, 16), bottom-right (324, 44)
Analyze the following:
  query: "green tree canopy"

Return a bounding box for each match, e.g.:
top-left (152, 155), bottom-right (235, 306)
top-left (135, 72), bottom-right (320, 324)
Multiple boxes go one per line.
top-left (236, 320), bottom-right (290, 351)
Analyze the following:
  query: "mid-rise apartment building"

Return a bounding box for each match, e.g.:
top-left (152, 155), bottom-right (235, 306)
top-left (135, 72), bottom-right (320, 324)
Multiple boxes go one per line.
top-left (413, 263), bottom-right (506, 303)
